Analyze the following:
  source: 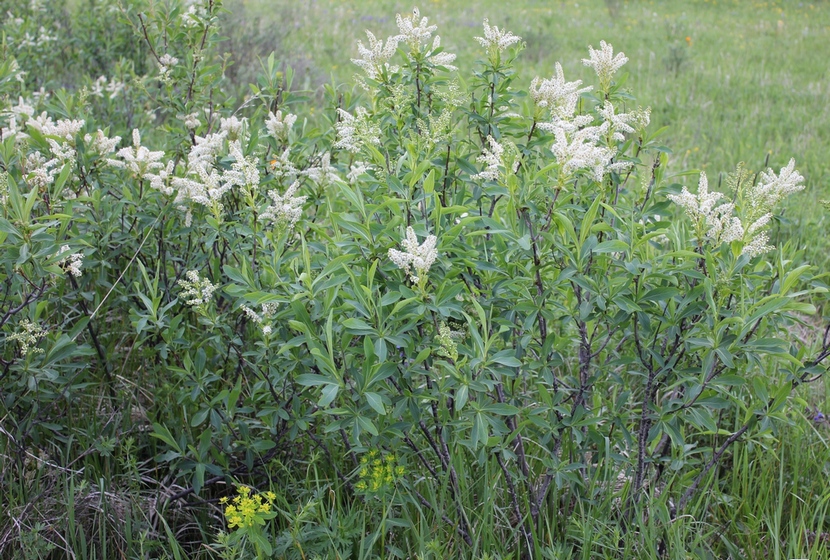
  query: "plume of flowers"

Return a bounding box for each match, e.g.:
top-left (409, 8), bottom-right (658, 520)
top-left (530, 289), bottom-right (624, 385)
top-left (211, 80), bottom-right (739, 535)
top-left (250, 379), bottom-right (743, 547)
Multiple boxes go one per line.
top-left (388, 226), bottom-right (439, 286)
top-left (56, 245), bottom-right (84, 277)
top-left (259, 181), bottom-right (306, 231)
top-left (471, 136), bottom-right (519, 182)
top-left (395, 7), bottom-right (437, 51)
top-left (264, 110), bottom-right (296, 143)
top-left (6, 319), bottom-right (46, 356)
top-left (178, 270), bottom-right (217, 309)
top-left (107, 129), bottom-right (165, 178)
top-left (335, 107), bottom-right (381, 153)
top-left (530, 63), bottom-right (592, 120)
top-left (352, 31), bottom-right (401, 80)
top-left (474, 18), bottom-right (521, 60)
top-left (583, 40), bottom-right (628, 90)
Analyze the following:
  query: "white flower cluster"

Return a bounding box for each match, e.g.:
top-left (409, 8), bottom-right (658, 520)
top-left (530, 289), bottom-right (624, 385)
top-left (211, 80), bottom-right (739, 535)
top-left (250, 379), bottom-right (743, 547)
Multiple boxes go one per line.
top-left (335, 107), bottom-right (381, 153)
top-left (178, 270), bottom-right (216, 308)
top-left (668, 162), bottom-right (804, 258)
top-left (583, 40), bottom-right (629, 90)
top-left (181, 1), bottom-right (209, 28)
top-left (268, 148), bottom-right (299, 179)
top-left (530, 45), bottom-right (637, 182)
top-left (530, 63), bottom-right (592, 119)
top-left (23, 152), bottom-right (58, 189)
top-left (265, 110), bottom-right (296, 143)
top-left (161, 116), bottom-right (267, 221)
top-left (28, 113), bottom-right (85, 142)
top-left (347, 161), bottom-right (374, 184)
top-left (240, 302), bottom-right (278, 336)
top-left (474, 19), bottom-right (521, 58)
top-left (56, 245), bottom-right (84, 277)
top-left (6, 319), bottom-right (46, 356)
top-left (4, 106), bottom-right (93, 192)
top-left (107, 129), bottom-right (164, 178)
top-left (0, 172), bottom-right (8, 206)
top-left (668, 173), bottom-right (743, 245)
top-left (472, 136), bottom-right (519, 182)
top-left (302, 152), bottom-right (340, 186)
top-left (259, 181), bottom-right (306, 231)
top-left (352, 31), bottom-right (401, 80)
top-left (598, 101), bottom-right (635, 142)
top-left (178, 112), bottom-right (201, 130)
top-left (90, 75), bottom-right (125, 100)
top-left (746, 159), bottom-right (805, 220)
top-left (12, 25), bottom-right (57, 50)
top-left (388, 226), bottom-right (439, 285)
top-left (158, 53), bottom-right (179, 81)
top-left (396, 7), bottom-right (437, 51)
top-left (353, 7), bottom-right (456, 79)
top-left (545, 120), bottom-right (620, 183)
top-left (83, 129), bottom-right (121, 155)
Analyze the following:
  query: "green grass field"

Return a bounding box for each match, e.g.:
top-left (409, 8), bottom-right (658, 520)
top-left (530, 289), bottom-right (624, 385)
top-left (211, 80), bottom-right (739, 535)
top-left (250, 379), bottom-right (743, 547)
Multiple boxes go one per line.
top-left (227, 0), bottom-right (830, 263)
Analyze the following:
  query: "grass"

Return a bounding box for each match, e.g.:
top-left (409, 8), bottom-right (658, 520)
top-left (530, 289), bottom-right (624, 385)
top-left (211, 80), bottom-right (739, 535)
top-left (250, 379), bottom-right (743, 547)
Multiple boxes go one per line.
top-left (226, 0), bottom-right (830, 266)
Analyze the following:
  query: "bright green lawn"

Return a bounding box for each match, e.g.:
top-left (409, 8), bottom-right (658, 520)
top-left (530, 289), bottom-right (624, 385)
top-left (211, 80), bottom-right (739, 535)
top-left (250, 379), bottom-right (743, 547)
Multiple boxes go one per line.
top-left (226, 0), bottom-right (830, 264)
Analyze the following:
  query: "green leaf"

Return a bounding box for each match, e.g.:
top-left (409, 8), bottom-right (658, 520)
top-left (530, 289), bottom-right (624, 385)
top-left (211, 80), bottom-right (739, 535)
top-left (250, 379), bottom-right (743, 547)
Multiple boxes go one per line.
top-left (485, 403), bottom-right (520, 416)
top-left (423, 168), bottom-right (435, 194)
top-left (150, 423), bottom-right (182, 454)
top-left (318, 383), bottom-right (340, 407)
top-left (593, 240), bottom-right (628, 254)
top-left (579, 194), bottom-right (602, 248)
top-left (365, 392), bottom-right (386, 415)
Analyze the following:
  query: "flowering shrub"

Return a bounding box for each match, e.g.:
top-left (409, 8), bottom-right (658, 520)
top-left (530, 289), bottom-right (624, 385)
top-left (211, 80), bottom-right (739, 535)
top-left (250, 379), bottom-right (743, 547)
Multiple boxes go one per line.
top-left (1, 1), bottom-right (827, 557)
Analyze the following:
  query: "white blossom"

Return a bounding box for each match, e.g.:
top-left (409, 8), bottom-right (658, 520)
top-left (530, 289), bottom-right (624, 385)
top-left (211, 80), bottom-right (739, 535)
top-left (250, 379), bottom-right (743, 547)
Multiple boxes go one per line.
top-left (547, 121), bottom-right (615, 182)
top-left (56, 245), bottom-right (84, 277)
top-left (395, 7), bottom-right (437, 51)
top-left (240, 303), bottom-right (278, 335)
top-left (425, 35), bottom-right (457, 70)
top-left (268, 147), bottom-right (299, 179)
top-left (388, 226), bottom-right (439, 285)
top-left (264, 110), bottom-right (296, 142)
top-left (583, 40), bottom-right (628, 89)
top-left (474, 19), bottom-right (521, 56)
top-left (302, 152), bottom-right (340, 186)
top-left (472, 135), bottom-right (505, 182)
top-left (746, 158), bottom-right (805, 219)
top-left (146, 160), bottom-right (176, 195)
top-left (741, 231), bottom-right (774, 257)
top-left (225, 140), bottom-right (260, 189)
top-left (83, 129), bottom-right (121, 155)
top-left (158, 53), bottom-right (179, 80)
top-left (259, 181), bottom-right (306, 230)
top-left (107, 129), bottom-right (165, 177)
top-left (28, 113), bottom-right (85, 142)
top-left (24, 152), bottom-right (58, 189)
top-left (347, 161), bottom-right (373, 184)
top-left (352, 30), bottom-right (401, 79)
top-left (90, 76), bottom-right (124, 100)
top-left (530, 63), bottom-right (592, 119)
top-left (219, 116), bottom-right (246, 140)
top-left (335, 107), bottom-right (380, 153)
top-left (178, 112), bottom-right (201, 130)
top-left (178, 270), bottom-right (216, 308)
top-left (6, 319), bottom-right (46, 356)
top-left (598, 101), bottom-right (635, 142)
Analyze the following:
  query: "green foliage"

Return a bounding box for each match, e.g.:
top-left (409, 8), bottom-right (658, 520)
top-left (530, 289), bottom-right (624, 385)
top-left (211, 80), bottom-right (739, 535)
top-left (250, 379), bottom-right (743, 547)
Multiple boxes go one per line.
top-left (0, 1), bottom-right (828, 558)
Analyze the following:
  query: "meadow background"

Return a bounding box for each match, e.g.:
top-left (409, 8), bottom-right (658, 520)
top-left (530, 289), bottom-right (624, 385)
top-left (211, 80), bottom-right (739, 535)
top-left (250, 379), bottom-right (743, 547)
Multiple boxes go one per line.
top-left (2, 0), bottom-right (830, 558)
